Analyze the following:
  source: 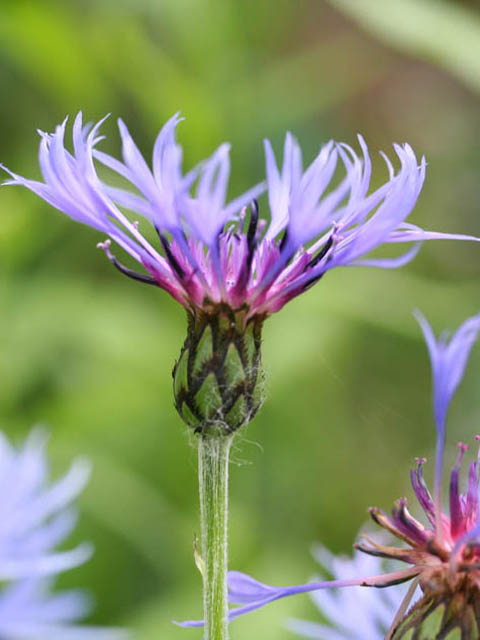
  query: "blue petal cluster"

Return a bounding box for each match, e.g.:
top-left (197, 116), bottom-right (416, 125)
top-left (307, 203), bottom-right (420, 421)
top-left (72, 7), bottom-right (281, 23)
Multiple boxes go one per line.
top-left (0, 429), bottom-right (127, 639)
top-left (3, 114), bottom-right (477, 317)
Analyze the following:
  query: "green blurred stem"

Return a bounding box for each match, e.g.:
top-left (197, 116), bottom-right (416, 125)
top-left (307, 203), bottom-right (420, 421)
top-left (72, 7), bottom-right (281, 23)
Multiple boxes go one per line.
top-left (198, 433), bottom-right (233, 640)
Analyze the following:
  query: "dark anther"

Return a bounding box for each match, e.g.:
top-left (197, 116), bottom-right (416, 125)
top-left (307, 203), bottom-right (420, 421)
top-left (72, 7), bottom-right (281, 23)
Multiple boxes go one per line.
top-left (237, 200), bottom-right (260, 286)
top-left (109, 256), bottom-right (158, 286)
top-left (353, 542), bottom-right (389, 559)
top-left (247, 199), bottom-right (259, 253)
top-left (157, 228), bottom-right (186, 279)
top-left (301, 272), bottom-right (326, 292)
top-left (214, 229), bottom-right (222, 255)
top-left (307, 234), bottom-right (334, 270)
top-left (395, 501), bottom-right (419, 532)
top-left (279, 228), bottom-right (289, 252)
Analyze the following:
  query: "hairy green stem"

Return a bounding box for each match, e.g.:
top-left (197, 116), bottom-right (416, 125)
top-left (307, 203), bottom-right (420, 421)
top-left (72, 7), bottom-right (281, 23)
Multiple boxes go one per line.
top-left (198, 433), bottom-right (233, 640)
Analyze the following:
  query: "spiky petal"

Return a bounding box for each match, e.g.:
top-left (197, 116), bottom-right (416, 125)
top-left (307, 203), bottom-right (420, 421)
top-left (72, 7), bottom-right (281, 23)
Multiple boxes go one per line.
top-left (415, 311), bottom-right (480, 512)
top-left (3, 114), bottom-right (478, 319)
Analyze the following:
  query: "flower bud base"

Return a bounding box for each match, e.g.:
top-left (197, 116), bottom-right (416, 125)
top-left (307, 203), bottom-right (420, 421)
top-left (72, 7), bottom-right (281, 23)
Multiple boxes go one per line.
top-left (173, 308), bottom-right (265, 435)
top-left (392, 585), bottom-right (480, 639)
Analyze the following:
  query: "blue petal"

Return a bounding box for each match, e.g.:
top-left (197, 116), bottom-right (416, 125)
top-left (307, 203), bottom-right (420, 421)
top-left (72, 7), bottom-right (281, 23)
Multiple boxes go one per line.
top-left (415, 311), bottom-right (480, 508)
top-left (415, 311), bottom-right (480, 437)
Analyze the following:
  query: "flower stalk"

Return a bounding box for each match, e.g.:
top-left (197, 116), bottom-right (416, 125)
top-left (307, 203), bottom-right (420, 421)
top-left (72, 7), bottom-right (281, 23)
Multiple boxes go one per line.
top-left (174, 307), bottom-right (264, 637)
top-left (198, 432), bottom-right (233, 640)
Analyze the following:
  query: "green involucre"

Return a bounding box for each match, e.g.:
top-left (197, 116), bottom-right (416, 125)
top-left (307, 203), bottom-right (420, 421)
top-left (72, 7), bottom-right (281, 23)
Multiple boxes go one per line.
top-left (172, 308), bottom-right (265, 434)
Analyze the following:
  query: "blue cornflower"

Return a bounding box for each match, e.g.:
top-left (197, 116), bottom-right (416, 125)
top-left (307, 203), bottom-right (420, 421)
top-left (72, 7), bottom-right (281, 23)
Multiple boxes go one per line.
top-left (6, 114), bottom-right (479, 436)
top-left (0, 429), bottom-right (127, 639)
top-left (179, 311), bottom-right (480, 635)
top-left (2, 114), bottom-right (476, 318)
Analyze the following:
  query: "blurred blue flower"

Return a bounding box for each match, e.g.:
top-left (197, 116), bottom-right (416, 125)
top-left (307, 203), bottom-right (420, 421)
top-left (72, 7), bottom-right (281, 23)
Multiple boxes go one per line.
top-left (0, 429), bottom-right (128, 639)
top-left (3, 114), bottom-right (477, 319)
top-left (287, 543), bottom-right (418, 640)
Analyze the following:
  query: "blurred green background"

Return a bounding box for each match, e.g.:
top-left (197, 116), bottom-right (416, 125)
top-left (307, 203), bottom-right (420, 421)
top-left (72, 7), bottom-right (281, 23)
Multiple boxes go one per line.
top-left (1, 0), bottom-right (480, 637)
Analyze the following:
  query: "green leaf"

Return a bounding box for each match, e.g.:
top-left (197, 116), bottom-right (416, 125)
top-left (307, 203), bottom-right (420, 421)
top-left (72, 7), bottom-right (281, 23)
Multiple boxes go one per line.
top-left (192, 326), bottom-right (213, 377)
top-left (417, 603), bottom-right (444, 638)
top-left (195, 373), bottom-right (222, 420)
top-left (173, 349), bottom-right (189, 397)
top-left (443, 630), bottom-right (461, 640)
top-left (327, 0), bottom-right (480, 93)
top-left (0, 3), bottom-right (110, 108)
top-left (223, 343), bottom-right (245, 387)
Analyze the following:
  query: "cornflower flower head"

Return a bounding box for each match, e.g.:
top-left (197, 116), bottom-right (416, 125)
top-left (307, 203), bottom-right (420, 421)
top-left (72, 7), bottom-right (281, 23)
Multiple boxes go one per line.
top-left (360, 311), bottom-right (480, 638)
top-left (288, 543), bottom-right (418, 640)
top-left (0, 428), bottom-right (127, 639)
top-left (179, 311), bottom-right (480, 638)
top-left (3, 114), bottom-right (477, 434)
